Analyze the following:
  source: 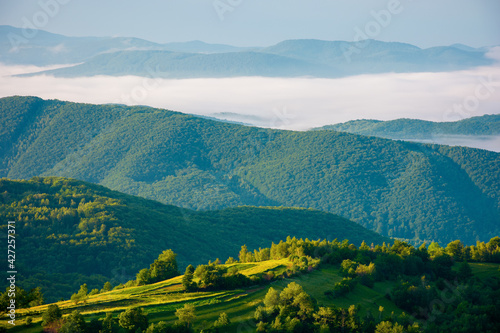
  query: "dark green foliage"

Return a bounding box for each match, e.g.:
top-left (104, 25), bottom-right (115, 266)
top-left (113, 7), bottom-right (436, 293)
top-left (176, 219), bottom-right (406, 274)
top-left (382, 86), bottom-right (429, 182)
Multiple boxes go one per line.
top-left (136, 250), bottom-right (180, 285)
top-left (149, 250), bottom-right (179, 282)
top-left (1, 96), bottom-right (498, 246)
top-left (457, 261), bottom-right (473, 282)
top-left (330, 277), bottom-right (358, 297)
top-left (175, 304), bottom-right (196, 328)
top-left (182, 265), bottom-right (196, 291)
top-left (318, 114), bottom-right (500, 138)
top-left (257, 282), bottom-right (361, 332)
top-left (193, 262), bottom-right (252, 290)
top-left (71, 283), bottom-right (88, 305)
top-left (0, 176), bottom-right (385, 301)
top-left (213, 312), bottom-right (230, 328)
top-left (101, 281), bottom-right (112, 293)
top-left (59, 310), bottom-right (86, 333)
top-left (0, 286), bottom-right (43, 311)
top-left (41, 304), bottom-right (62, 327)
top-left (118, 307), bottom-right (148, 332)
top-left (390, 278), bottom-right (437, 313)
top-left (101, 313), bottom-right (117, 333)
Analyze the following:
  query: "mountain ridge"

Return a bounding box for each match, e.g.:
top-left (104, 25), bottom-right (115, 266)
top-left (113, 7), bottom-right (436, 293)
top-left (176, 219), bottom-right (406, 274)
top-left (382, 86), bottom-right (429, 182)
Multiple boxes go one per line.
top-left (1, 96), bottom-right (499, 246)
top-left (315, 115), bottom-right (500, 152)
top-left (0, 176), bottom-right (387, 301)
top-left (1, 25), bottom-right (494, 78)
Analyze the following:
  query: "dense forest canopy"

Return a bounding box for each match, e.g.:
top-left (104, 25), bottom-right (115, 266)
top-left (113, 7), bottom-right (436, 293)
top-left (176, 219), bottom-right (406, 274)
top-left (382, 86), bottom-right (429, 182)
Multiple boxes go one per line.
top-left (0, 177), bottom-right (386, 301)
top-left (316, 115), bottom-right (500, 139)
top-left (1, 96), bottom-right (499, 246)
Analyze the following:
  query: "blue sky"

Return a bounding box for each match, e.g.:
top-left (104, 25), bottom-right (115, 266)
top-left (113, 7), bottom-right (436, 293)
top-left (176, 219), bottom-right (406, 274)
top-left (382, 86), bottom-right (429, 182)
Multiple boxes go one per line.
top-left (0, 0), bottom-right (499, 48)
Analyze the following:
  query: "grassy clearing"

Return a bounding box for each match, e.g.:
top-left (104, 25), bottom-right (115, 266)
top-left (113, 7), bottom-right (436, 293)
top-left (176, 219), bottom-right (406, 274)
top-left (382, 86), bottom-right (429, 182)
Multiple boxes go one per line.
top-left (4, 260), bottom-right (499, 332)
top-left (270, 266), bottom-right (402, 318)
top-left (468, 262), bottom-right (500, 280)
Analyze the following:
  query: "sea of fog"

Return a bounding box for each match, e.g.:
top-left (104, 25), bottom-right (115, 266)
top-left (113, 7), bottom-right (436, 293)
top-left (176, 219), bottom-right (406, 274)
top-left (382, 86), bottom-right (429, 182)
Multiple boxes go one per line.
top-left (0, 57), bottom-right (499, 152)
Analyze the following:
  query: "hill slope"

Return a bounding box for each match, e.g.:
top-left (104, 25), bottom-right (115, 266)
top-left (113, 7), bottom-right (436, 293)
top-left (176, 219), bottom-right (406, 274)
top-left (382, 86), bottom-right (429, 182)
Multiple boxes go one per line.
top-left (317, 115), bottom-right (500, 139)
top-left (1, 96), bottom-right (499, 245)
top-left (0, 176), bottom-right (387, 301)
top-left (316, 115), bottom-right (500, 152)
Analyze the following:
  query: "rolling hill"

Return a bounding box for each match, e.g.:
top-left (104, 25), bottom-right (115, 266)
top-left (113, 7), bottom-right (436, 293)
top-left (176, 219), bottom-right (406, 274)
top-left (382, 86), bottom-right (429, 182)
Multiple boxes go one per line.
top-left (2, 238), bottom-right (499, 332)
top-left (316, 115), bottom-right (500, 152)
top-left (1, 96), bottom-right (499, 247)
top-left (316, 115), bottom-right (500, 139)
top-left (0, 176), bottom-right (387, 301)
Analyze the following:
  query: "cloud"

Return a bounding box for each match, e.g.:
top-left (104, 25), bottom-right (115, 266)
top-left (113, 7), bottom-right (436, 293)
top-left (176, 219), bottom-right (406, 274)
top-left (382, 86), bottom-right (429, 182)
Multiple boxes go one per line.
top-left (0, 63), bottom-right (499, 133)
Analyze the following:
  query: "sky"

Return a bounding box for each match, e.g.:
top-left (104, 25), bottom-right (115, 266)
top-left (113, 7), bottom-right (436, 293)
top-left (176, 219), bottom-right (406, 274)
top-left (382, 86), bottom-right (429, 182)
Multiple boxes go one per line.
top-left (0, 0), bottom-right (499, 48)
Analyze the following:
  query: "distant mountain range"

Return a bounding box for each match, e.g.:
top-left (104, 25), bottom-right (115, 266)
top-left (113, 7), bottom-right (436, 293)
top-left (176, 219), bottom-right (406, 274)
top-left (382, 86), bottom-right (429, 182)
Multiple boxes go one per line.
top-left (316, 115), bottom-right (500, 152)
top-left (1, 96), bottom-right (499, 246)
top-left (0, 25), bottom-right (249, 66)
top-left (1, 25), bottom-right (495, 78)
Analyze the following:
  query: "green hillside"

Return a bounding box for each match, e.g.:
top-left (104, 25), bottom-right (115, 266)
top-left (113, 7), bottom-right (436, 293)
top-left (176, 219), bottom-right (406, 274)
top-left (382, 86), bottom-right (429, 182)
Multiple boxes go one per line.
top-left (1, 96), bottom-right (499, 246)
top-left (1, 260), bottom-right (406, 333)
top-left (2, 236), bottom-right (500, 332)
top-left (316, 115), bottom-right (500, 139)
top-left (0, 177), bottom-right (387, 301)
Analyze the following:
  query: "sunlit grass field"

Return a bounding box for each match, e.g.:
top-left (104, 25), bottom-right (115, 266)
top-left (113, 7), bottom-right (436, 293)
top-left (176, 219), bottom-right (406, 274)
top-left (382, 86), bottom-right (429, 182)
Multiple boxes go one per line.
top-left (4, 260), bottom-right (499, 332)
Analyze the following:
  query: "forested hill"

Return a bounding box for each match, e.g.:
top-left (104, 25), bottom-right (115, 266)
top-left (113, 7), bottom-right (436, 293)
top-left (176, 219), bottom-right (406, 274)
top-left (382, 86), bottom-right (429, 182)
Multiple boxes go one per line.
top-left (1, 96), bottom-right (500, 245)
top-left (316, 115), bottom-right (500, 139)
top-left (0, 177), bottom-right (387, 301)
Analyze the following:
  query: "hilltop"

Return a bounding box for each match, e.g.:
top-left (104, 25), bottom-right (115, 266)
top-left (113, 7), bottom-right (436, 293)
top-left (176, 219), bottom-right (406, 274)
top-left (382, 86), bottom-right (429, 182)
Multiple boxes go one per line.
top-left (316, 115), bottom-right (500, 139)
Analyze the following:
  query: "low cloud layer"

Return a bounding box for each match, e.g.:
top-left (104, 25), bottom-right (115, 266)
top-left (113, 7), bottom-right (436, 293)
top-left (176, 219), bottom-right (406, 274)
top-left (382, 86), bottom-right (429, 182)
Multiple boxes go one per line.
top-left (1, 56), bottom-right (499, 135)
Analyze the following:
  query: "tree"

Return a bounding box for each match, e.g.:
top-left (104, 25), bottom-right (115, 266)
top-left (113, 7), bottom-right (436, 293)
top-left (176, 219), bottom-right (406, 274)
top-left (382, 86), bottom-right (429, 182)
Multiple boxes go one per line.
top-left (175, 303), bottom-right (196, 328)
top-left (41, 304), bottom-right (62, 327)
top-left (457, 261), bottom-right (473, 281)
top-left (279, 282), bottom-right (314, 319)
top-left (71, 283), bottom-right (88, 305)
top-left (27, 287), bottom-right (44, 307)
top-left (59, 311), bottom-right (86, 333)
top-left (101, 281), bottom-right (112, 293)
top-left (428, 242), bottom-right (444, 258)
top-left (263, 287), bottom-right (280, 310)
top-left (89, 289), bottom-right (99, 296)
top-left (101, 313), bottom-right (117, 333)
top-left (118, 307), bottom-right (148, 332)
top-left (214, 312), bottom-right (230, 328)
top-left (145, 321), bottom-right (171, 333)
top-left (87, 318), bottom-right (102, 333)
top-left (149, 249), bottom-right (179, 283)
top-left (446, 240), bottom-right (465, 261)
top-left (239, 245), bottom-right (248, 263)
top-left (182, 265), bottom-right (197, 291)
top-left (375, 321), bottom-right (404, 333)
top-left (136, 268), bottom-right (151, 286)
